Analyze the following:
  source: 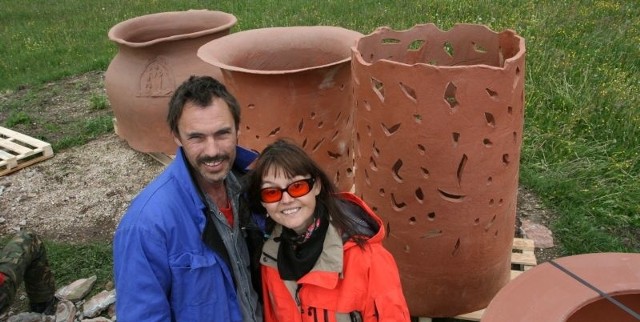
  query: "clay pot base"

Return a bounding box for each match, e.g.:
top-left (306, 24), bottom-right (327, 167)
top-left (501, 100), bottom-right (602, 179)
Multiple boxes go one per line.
top-left (482, 253), bottom-right (640, 322)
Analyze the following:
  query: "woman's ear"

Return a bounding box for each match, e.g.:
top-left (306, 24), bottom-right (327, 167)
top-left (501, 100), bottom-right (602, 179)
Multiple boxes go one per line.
top-left (313, 177), bottom-right (322, 196)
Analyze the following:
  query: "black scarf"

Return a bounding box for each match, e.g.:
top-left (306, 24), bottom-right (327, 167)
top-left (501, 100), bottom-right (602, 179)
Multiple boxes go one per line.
top-left (276, 207), bottom-right (329, 281)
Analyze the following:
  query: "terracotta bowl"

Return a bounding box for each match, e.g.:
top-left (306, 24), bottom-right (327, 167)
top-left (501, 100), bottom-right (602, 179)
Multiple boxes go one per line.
top-left (483, 252), bottom-right (640, 322)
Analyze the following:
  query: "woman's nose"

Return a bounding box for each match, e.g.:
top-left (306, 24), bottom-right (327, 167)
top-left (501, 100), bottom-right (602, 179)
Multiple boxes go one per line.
top-left (280, 190), bottom-right (295, 203)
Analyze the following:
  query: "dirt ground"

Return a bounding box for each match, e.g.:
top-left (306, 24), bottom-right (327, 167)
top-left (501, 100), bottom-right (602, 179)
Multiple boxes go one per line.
top-left (0, 132), bottom-right (164, 243)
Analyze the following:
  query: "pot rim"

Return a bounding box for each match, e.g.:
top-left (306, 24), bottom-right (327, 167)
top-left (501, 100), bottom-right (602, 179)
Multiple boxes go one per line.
top-left (198, 26), bottom-right (363, 75)
top-left (108, 9), bottom-right (237, 48)
top-left (352, 23), bottom-right (525, 71)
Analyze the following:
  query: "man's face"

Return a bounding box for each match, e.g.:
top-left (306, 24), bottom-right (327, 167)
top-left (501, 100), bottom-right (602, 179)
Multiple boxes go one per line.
top-left (173, 98), bottom-right (237, 189)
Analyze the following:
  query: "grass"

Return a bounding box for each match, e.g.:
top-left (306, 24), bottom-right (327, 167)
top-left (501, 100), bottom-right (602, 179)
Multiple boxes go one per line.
top-left (45, 240), bottom-right (114, 289)
top-left (89, 94), bottom-right (109, 111)
top-left (53, 115), bottom-right (114, 151)
top-left (4, 111), bottom-right (32, 127)
top-left (0, 0), bottom-right (638, 288)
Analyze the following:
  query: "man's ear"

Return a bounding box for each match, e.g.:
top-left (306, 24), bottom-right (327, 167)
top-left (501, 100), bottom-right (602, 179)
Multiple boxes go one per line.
top-left (173, 134), bottom-right (182, 147)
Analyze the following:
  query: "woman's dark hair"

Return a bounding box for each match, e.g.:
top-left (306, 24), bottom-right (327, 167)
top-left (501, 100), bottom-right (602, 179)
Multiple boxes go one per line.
top-left (246, 138), bottom-right (366, 246)
top-left (167, 75), bottom-right (241, 135)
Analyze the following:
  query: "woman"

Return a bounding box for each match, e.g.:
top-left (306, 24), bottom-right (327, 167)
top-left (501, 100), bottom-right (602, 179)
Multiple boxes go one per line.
top-left (246, 138), bottom-right (410, 322)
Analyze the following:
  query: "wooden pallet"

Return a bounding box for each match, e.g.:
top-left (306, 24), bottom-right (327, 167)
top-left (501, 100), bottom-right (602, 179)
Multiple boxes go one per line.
top-left (0, 127), bottom-right (54, 176)
top-left (419, 238), bottom-right (537, 322)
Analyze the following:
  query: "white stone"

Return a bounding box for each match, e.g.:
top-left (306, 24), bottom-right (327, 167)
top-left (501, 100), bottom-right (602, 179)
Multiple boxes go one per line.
top-left (521, 219), bottom-right (554, 248)
top-left (82, 290), bottom-right (116, 318)
top-left (55, 275), bottom-right (97, 302)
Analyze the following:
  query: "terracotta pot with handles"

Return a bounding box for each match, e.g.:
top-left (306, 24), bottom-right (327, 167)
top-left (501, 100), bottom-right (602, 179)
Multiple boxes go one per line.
top-left (105, 10), bottom-right (237, 154)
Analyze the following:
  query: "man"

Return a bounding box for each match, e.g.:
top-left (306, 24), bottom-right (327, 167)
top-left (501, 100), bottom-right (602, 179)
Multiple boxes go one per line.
top-left (113, 76), bottom-right (263, 322)
top-left (0, 231), bottom-right (56, 316)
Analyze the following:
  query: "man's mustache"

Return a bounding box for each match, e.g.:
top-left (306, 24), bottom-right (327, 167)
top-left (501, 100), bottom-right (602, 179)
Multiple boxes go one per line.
top-left (198, 154), bottom-right (229, 164)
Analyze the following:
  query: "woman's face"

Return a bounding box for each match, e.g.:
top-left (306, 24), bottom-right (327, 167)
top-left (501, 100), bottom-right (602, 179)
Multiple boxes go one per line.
top-left (260, 167), bottom-right (321, 234)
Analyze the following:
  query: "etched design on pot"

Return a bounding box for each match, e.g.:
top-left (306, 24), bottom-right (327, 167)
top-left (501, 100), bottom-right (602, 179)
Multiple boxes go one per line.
top-left (138, 56), bottom-right (175, 97)
top-left (198, 26), bottom-right (363, 192)
top-left (351, 23), bottom-right (526, 317)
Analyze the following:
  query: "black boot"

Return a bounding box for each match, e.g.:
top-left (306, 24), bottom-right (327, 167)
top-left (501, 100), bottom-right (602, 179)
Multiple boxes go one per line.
top-left (29, 297), bottom-right (57, 315)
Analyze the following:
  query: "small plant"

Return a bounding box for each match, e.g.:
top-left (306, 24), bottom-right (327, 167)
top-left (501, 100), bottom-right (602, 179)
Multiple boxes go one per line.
top-left (4, 111), bottom-right (33, 127)
top-left (84, 115), bottom-right (114, 137)
top-left (54, 136), bottom-right (85, 150)
top-left (46, 240), bottom-right (114, 295)
top-left (52, 116), bottom-right (114, 150)
top-left (90, 94), bottom-right (109, 110)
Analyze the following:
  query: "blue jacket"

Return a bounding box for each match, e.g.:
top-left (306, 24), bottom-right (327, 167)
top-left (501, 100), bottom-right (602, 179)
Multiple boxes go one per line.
top-left (114, 147), bottom-right (256, 321)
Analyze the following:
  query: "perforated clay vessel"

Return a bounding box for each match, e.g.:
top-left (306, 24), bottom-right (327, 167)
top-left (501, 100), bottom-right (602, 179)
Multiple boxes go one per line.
top-left (351, 23), bottom-right (526, 317)
top-left (198, 26), bottom-right (363, 192)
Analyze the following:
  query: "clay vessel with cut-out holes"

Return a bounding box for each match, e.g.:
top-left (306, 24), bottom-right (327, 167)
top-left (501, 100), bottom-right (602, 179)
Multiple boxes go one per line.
top-left (198, 26), bottom-right (363, 192)
top-left (351, 24), bottom-right (526, 317)
top-left (105, 10), bottom-right (236, 154)
top-left (483, 253), bottom-right (640, 322)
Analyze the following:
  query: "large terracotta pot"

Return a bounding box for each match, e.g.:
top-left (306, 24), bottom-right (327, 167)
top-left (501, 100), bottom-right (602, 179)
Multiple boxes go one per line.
top-left (483, 253), bottom-right (640, 322)
top-left (105, 10), bottom-right (237, 154)
top-left (351, 24), bottom-right (526, 317)
top-left (198, 26), bottom-right (363, 192)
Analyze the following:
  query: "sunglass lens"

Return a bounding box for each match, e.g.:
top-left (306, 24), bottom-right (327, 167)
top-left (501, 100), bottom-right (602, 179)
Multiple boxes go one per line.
top-left (287, 180), bottom-right (311, 197)
top-left (260, 188), bottom-right (281, 203)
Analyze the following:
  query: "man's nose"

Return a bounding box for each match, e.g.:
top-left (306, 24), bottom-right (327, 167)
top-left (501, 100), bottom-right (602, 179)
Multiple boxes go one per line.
top-left (203, 137), bottom-right (220, 155)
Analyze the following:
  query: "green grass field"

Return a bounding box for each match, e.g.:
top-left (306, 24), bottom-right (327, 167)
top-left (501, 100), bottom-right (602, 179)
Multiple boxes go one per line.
top-left (1, 0), bottom-right (638, 295)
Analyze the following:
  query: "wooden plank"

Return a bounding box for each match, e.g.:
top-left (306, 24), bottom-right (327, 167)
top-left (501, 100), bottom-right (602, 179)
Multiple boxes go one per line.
top-left (511, 251), bottom-right (537, 267)
top-left (0, 126), bottom-right (54, 176)
top-left (147, 152), bottom-right (175, 166)
top-left (0, 148), bottom-right (17, 162)
top-left (0, 126), bottom-right (47, 147)
top-left (455, 307), bottom-right (484, 321)
top-left (512, 237), bottom-right (535, 251)
top-left (112, 117), bottom-right (120, 136)
top-left (0, 149), bottom-right (18, 171)
top-left (0, 139), bottom-right (32, 155)
top-left (510, 270), bottom-right (524, 279)
top-left (511, 237), bottom-right (537, 270)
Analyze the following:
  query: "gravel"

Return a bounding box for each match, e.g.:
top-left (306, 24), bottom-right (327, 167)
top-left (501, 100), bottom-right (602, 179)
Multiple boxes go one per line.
top-left (0, 133), bottom-right (163, 243)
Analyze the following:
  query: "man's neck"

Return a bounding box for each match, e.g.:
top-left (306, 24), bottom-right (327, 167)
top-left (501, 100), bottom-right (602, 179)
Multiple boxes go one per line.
top-left (201, 181), bottom-right (228, 210)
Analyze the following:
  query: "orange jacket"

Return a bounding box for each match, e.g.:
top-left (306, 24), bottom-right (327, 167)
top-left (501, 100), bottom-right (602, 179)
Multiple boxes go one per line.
top-left (260, 192), bottom-right (410, 322)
